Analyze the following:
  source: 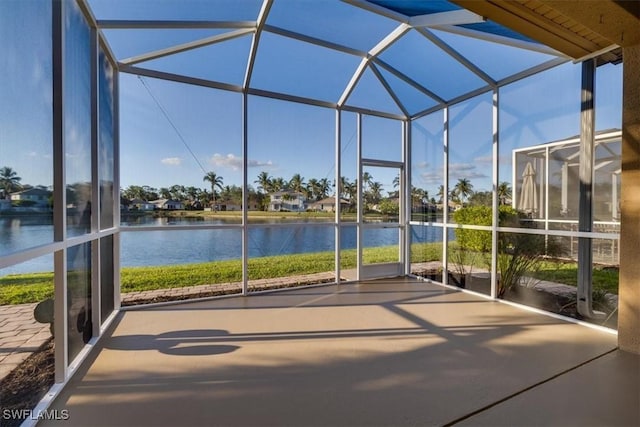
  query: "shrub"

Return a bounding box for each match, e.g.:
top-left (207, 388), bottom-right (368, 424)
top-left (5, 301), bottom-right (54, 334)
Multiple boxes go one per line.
top-left (453, 206), bottom-right (492, 252)
top-left (453, 205), bottom-right (520, 253)
top-left (452, 205), bottom-right (564, 297)
top-left (378, 199), bottom-right (399, 216)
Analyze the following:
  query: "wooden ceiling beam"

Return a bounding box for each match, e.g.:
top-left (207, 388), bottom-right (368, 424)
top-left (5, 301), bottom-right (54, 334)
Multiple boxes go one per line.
top-left (449, 0), bottom-right (635, 60)
top-left (538, 0), bottom-right (640, 47)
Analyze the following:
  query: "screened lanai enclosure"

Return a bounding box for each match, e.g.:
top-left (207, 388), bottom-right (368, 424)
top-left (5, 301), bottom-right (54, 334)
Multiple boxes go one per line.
top-left (0, 0), bottom-right (624, 393)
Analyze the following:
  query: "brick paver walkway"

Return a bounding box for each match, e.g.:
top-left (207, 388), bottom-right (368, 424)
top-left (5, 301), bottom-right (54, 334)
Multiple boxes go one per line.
top-left (0, 302), bottom-right (51, 381)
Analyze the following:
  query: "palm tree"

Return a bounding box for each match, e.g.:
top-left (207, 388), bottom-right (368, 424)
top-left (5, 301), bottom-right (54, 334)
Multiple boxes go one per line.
top-left (340, 177), bottom-right (356, 209)
top-left (498, 181), bottom-right (512, 206)
top-left (368, 181), bottom-right (383, 204)
top-left (203, 171), bottom-right (224, 210)
top-left (271, 177), bottom-right (285, 192)
top-left (437, 185), bottom-right (445, 204)
top-left (339, 176), bottom-right (351, 200)
top-left (254, 171), bottom-right (272, 194)
top-left (362, 171), bottom-right (372, 192)
top-left (289, 173), bottom-right (306, 194)
top-left (411, 186), bottom-right (427, 206)
top-left (387, 174), bottom-right (401, 199)
top-left (0, 166), bottom-right (22, 199)
top-left (318, 178), bottom-right (330, 200)
top-left (454, 178), bottom-right (474, 205)
top-left (307, 178), bottom-right (320, 201)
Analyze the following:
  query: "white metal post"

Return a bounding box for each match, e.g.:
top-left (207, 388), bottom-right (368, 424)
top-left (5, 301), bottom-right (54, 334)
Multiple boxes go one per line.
top-left (356, 113), bottom-right (362, 281)
top-left (335, 109), bottom-right (342, 284)
top-left (404, 119), bottom-right (411, 275)
top-left (442, 107), bottom-right (449, 285)
top-left (242, 92), bottom-right (249, 295)
top-left (545, 148), bottom-right (550, 231)
top-left (90, 24), bottom-right (101, 336)
top-left (113, 49), bottom-right (121, 311)
top-left (52, 0), bottom-right (67, 383)
top-left (577, 59), bottom-right (597, 318)
top-left (491, 90), bottom-right (499, 299)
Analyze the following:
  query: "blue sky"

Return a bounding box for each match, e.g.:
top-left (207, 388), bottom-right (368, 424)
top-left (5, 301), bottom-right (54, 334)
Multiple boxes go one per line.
top-left (0, 1), bottom-right (53, 189)
top-left (0, 0), bottom-right (623, 199)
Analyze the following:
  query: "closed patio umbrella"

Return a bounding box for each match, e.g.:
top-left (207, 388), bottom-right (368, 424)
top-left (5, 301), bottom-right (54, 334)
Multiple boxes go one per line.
top-left (518, 162), bottom-right (538, 215)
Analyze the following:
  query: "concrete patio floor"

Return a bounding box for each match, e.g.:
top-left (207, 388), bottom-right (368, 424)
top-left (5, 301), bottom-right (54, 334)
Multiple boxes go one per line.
top-left (42, 277), bottom-right (638, 426)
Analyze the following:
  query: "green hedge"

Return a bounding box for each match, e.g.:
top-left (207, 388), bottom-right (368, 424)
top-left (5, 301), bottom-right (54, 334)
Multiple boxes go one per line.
top-left (453, 205), bottom-right (521, 252)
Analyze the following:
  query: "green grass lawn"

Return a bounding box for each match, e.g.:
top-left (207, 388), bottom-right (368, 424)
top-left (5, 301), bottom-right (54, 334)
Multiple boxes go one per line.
top-left (0, 242), bottom-right (617, 305)
top-left (0, 272), bottom-right (55, 305)
top-left (534, 261), bottom-right (619, 294)
top-left (446, 248), bottom-right (619, 294)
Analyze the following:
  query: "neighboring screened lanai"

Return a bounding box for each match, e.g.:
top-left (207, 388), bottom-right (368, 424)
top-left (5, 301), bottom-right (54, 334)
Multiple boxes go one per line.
top-left (2, 0), bottom-right (636, 410)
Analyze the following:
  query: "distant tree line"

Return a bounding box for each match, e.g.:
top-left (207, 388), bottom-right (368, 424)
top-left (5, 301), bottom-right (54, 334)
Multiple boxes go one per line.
top-left (2, 164), bottom-right (512, 213)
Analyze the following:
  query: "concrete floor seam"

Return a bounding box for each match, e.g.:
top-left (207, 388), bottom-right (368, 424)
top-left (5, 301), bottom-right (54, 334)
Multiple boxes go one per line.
top-left (442, 347), bottom-right (619, 426)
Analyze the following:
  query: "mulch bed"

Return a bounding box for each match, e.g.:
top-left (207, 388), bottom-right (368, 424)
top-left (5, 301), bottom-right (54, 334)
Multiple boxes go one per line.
top-left (121, 288), bottom-right (244, 307)
top-left (0, 338), bottom-right (55, 427)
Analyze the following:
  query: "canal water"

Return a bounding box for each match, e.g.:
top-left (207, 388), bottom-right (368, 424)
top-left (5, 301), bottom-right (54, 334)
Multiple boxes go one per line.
top-left (1, 216), bottom-right (449, 274)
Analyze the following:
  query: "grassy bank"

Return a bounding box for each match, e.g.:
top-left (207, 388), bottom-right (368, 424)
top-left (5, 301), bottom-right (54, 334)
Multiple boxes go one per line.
top-left (0, 244), bottom-right (438, 305)
top-left (535, 261), bottom-right (618, 294)
top-left (0, 272), bottom-right (55, 305)
top-left (0, 242), bottom-right (618, 305)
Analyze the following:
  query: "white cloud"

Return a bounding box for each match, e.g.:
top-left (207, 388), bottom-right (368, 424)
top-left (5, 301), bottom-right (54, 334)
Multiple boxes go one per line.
top-left (473, 154), bottom-right (513, 166)
top-left (420, 171), bottom-right (443, 184)
top-left (498, 155), bottom-right (512, 165)
top-left (209, 153), bottom-right (274, 171)
top-left (449, 163), bottom-right (477, 172)
top-left (474, 155), bottom-right (493, 164)
top-left (161, 157), bottom-right (182, 166)
top-left (66, 125), bottom-right (79, 146)
top-left (451, 171), bottom-right (489, 180)
top-left (32, 61), bottom-right (44, 85)
top-left (101, 60), bottom-right (115, 94)
top-left (248, 159), bottom-right (274, 168)
top-left (449, 162), bottom-right (489, 180)
top-left (210, 153), bottom-right (242, 170)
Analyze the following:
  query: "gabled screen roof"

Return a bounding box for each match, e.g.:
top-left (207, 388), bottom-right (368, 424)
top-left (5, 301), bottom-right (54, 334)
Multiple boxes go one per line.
top-left (367, 0), bottom-right (538, 43)
top-left (89, 0), bottom-right (567, 119)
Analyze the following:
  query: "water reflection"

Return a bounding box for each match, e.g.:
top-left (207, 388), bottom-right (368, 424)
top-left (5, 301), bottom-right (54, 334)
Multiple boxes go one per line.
top-left (2, 215), bottom-right (447, 274)
top-left (0, 216), bottom-right (54, 256)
